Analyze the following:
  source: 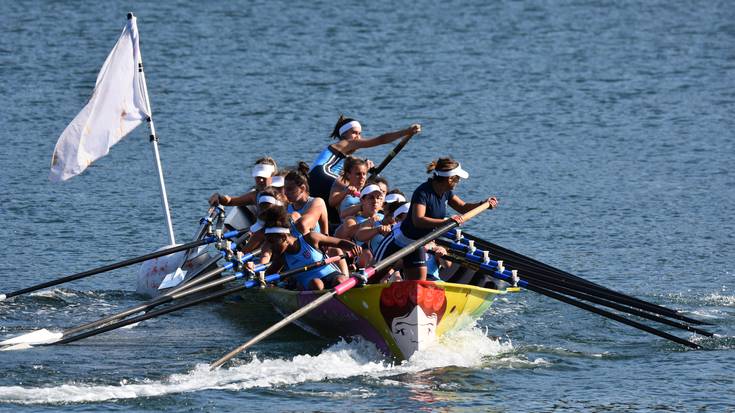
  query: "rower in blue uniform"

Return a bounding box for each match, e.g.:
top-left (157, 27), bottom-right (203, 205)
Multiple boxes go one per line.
top-left (261, 207), bottom-right (361, 291)
top-left (372, 157), bottom-right (499, 281)
top-left (308, 116), bottom-right (421, 226)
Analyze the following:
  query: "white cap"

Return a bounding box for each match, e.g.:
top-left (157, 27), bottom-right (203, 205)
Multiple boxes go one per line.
top-left (252, 164), bottom-right (275, 178)
top-left (264, 227), bottom-right (290, 234)
top-left (360, 184), bottom-right (383, 198)
top-left (433, 163), bottom-right (469, 179)
top-left (271, 176), bottom-right (284, 187)
top-left (384, 193), bottom-right (406, 204)
top-left (393, 203), bottom-right (410, 219)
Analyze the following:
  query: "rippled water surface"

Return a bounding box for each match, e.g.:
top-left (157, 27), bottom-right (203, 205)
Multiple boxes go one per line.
top-left (1, 0), bottom-right (734, 411)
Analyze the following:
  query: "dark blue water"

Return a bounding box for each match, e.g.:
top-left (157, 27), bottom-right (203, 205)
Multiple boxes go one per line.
top-left (1, 0), bottom-right (734, 411)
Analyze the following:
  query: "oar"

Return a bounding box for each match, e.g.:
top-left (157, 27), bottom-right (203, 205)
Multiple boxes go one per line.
top-left (158, 206), bottom-right (222, 290)
top-left (209, 201), bottom-right (491, 369)
top-left (0, 250), bottom-right (259, 347)
top-left (0, 228), bottom-right (248, 302)
top-left (445, 230), bottom-right (708, 326)
top-left (441, 252), bottom-right (702, 349)
top-left (44, 253), bottom-right (349, 347)
top-left (438, 237), bottom-right (709, 327)
top-left (437, 244), bottom-right (713, 337)
top-left (368, 132), bottom-right (416, 178)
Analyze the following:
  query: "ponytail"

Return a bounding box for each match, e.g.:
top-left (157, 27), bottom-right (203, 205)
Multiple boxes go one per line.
top-left (330, 114), bottom-right (356, 140)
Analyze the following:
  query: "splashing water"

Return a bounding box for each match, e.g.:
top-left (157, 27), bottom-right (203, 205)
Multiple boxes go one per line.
top-left (0, 326), bottom-right (515, 405)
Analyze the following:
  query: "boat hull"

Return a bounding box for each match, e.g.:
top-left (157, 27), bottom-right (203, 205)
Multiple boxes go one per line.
top-left (263, 280), bottom-right (513, 360)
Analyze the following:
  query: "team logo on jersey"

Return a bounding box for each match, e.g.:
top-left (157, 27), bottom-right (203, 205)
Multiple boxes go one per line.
top-left (303, 250), bottom-right (311, 260)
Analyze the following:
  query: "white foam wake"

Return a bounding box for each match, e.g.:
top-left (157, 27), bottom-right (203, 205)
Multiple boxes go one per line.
top-left (0, 326), bottom-right (514, 405)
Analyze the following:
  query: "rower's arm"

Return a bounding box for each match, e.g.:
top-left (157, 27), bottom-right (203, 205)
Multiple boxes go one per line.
top-left (306, 232), bottom-right (360, 256)
top-left (295, 197), bottom-right (326, 234)
top-left (329, 180), bottom-right (350, 208)
top-left (264, 255), bottom-right (284, 275)
top-left (220, 191), bottom-right (257, 207)
top-left (339, 203), bottom-right (362, 219)
top-left (411, 203), bottom-right (449, 229)
top-left (449, 195), bottom-right (497, 213)
top-left (336, 124), bottom-right (421, 153)
top-left (239, 230), bottom-right (264, 254)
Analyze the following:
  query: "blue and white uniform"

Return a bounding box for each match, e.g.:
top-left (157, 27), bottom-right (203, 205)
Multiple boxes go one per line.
top-left (284, 234), bottom-right (341, 290)
top-left (288, 196), bottom-right (322, 234)
top-left (308, 146), bottom-right (346, 225)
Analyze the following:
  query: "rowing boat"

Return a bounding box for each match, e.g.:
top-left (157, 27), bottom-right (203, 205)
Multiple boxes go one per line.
top-left (262, 280), bottom-right (519, 360)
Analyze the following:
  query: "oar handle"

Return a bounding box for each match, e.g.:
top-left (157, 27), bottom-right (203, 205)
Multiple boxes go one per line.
top-left (369, 133), bottom-right (415, 178)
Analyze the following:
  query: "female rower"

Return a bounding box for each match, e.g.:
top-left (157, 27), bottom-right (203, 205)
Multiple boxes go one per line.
top-left (262, 207), bottom-right (361, 291)
top-left (335, 184), bottom-right (392, 267)
top-left (209, 157), bottom-right (278, 207)
top-left (329, 157), bottom-right (368, 222)
top-left (372, 157), bottom-right (498, 281)
top-left (284, 162), bottom-right (328, 235)
top-left (309, 116), bottom-right (421, 223)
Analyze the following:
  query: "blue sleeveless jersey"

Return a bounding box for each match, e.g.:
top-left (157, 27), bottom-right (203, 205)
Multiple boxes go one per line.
top-left (284, 234), bottom-right (339, 290)
top-left (309, 146), bottom-right (345, 177)
top-left (288, 197), bottom-right (321, 234)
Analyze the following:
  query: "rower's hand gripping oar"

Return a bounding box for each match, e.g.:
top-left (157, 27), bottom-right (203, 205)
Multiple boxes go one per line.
top-left (368, 125), bottom-right (420, 179)
top-left (27, 253), bottom-right (351, 348)
top-left (0, 227), bottom-right (248, 302)
top-left (209, 201), bottom-right (491, 369)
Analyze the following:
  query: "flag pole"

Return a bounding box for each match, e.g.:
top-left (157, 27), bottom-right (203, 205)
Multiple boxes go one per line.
top-left (129, 12), bottom-right (176, 245)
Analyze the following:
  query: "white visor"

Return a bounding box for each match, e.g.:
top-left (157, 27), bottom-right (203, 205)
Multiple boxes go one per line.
top-left (271, 176), bottom-right (285, 188)
top-left (264, 227), bottom-right (290, 234)
top-left (339, 121), bottom-right (362, 136)
top-left (433, 163), bottom-right (469, 179)
top-left (384, 193), bottom-right (406, 204)
top-left (258, 195), bottom-right (282, 206)
top-left (360, 184), bottom-right (383, 198)
top-left (252, 164), bottom-right (276, 178)
top-left (393, 203), bottom-right (410, 219)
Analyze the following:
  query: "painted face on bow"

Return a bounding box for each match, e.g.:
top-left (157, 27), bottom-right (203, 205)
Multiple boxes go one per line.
top-left (390, 305), bottom-right (438, 358)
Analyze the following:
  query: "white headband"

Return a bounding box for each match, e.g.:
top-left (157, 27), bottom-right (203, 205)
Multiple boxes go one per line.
top-left (271, 176), bottom-right (284, 187)
top-left (339, 121), bottom-right (362, 136)
top-left (384, 193), bottom-right (406, 204)
top-left (433, 163), bottom-right (469, 179)
top-left (252, 164), bottom-right (276, 178)
top-left (258, 195), bottom-right (282, 206)
top-left (265, 227), bottom-right (290, 234)
top-left (393, 203), bottom-right (410, 218)
top-left (360, 184), bottom-right (383, 198)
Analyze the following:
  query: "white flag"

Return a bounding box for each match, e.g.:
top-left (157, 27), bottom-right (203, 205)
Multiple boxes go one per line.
top-left (50, 16), bottom-right (149, 182)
